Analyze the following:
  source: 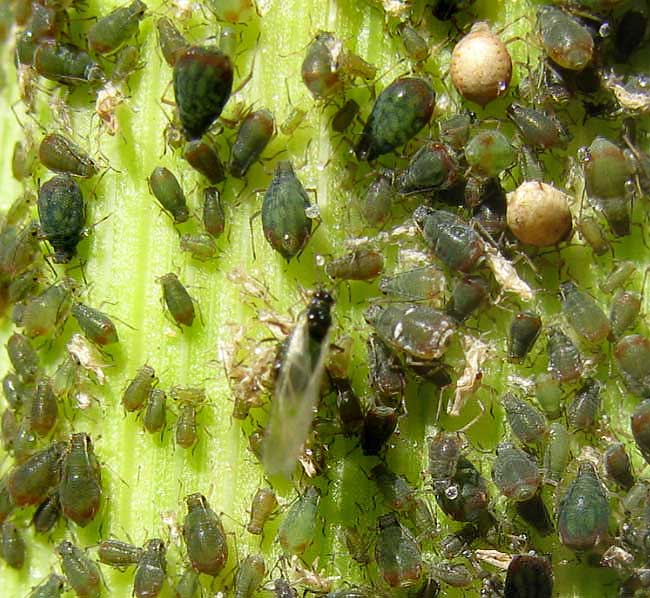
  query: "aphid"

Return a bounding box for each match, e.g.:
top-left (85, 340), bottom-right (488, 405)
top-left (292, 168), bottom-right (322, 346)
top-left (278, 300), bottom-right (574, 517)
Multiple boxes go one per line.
top-left (7, 441), bottom-right (65, 507)
top-left (413, 206), bottom-right (484, 272)
top-left (172, 387), bottom-right (206, 449)
top-left (379, 266), bottom-right (446, 303)
top-left (183, 493), bottom-right (228, 576)
top-left (436, 455), bottom-right (490, 523)
top-left (261, 291), bottom-right (333, 477)
top-left (12, 137), bottom-right (37, 181)
top-left (567, 378), bottom-right (601, 431)
top-left (465, 130), bottom-right (515, 178)
top-left (360, 403), bottom-right (398, 455)
top-left (57, 540), bottom-right (102, 598)
top-left (156, 16), bottom-right (189, 67)
top-left (1, 408), bottom-right (17, 452)
top-left (1, 373), bottom-right (20, 408)
top-left (37, 175), bottom-right (86, 263)
top-left (470, 177), bottom-right (508, 238)
top-left (355, 76), bottom-right (435, 161)
top-left (367, 335), bottom-right (405, 408)
top-left (278, 486), bottom-right (320, 556)
top-left (444, 275), bottom-right (489, 323)
top-left (133, 539), bottom-right (167, 598)
top-left (492, 442), bottom-right (541, 501)
top-left (1, 521), bottom-right (25, 569)
top-left (537, 6), bottom-right (593, 71)
top-left (180, 233), bottom-right (217, 260)
top-left (365, 303), bottom-right (456, 361)
top-left (32, 492), bottom-right (61, 533)
top-left (229, 109), bottom-right (274, 178)
top-left (280, 104), bottom-right (308, 136)
top-left (234, 554), bottom-right (266, 598)
top-left (610, 290), bottom-right (642, 338)
top-left (173, 46), bottom-right (234, 140)
top-left (34, 40), bottom-right (104, 85)
top-left (6, 332), bottom-right (39, 381)
top-left (631, 399), bottom-right (650, 464)
top-left (361, 170), bottom-right (396, 227)
top-left (58, 433), bottom-right (102, 527)
top-left (343, 526), bottom-right (371, 565)
top-left (0, 222), bottom-right (41, 281)
top-left (375, 513), bottom-right (422, 588)
top-left (507, 103), bottom-right (568, 149)
top-left (560, 282), bottom-right (610, 343)
top-left (301, 32), bottom-right (358, 99)
top-left (272, 578), bottom-right (298, 598)
top-left (87, 0), bottom-right (147, 55)
top-left (396, 23), bottom-right (429, 62)
top-left (615, 335), bottom-right (650, 397)
top-left (508, 312), bottom-right (542, 363)
top-left (535, 373), bottom-right (563, 419)
top-left (30, 375), bottom-right (58, 436)
top-left (547, 327), bottom-right (582, 382)
top-left (180, 140), bottom-right (226, 184)
top-left (71, 303), bottom-right (119, 346)
top-left (440, 525), bottom-right (478, 558)
top-left (203, 187), bottom-right (225, 238)
top-left (325, 249), bottom-right (384, 281)
top-left (334, 378), bottom-right (364, 435)
top-left (397, 142), bottom-right (460, 195)
top-left (503, 394), bottom-right (547, 446)
top-left (246, 487), bottom-right (278, 535)
top-left (429, 562), bottom-right (474, 588)
top-left (98, 538), bottom-right (143, 569)
top-left (428, 432), bottom-right (463, 490)
top-left (38, 133), bottom-right (98, 178)
top-left (148, 167), bottom-right (189, 223)
top-left (450, 22), bottom-right (512, 106)
top-left (558, 462), bottom-right (609, 551)
top-left (517, 492), bottom-right (554, 535)
top-left (604, 442), bottom-right (634, 490)
top-left (159, 273), bottom-right (195, 328)
top-left (600, 261), bottom-right (636, 295)
top-left (175, 568), bottom-right (200, 598)
top-left (543, 422), bottom-right (570, 484)
top-left (12, 419), bottom-right (38, 463)
top-left (371, 463), bottom-right (416, 512)
top-left (439, 114), bottom-right (472, 151)
top-left (331, 99), bottom-right (359, 133)
top-left (123, 365), bottom-right (156, 412)
top-left (431, 0), bottom-right (475, 20)
top-left (504, 554), bottom-right (553, 598)
top-left (28, 573), bottom-right (66, 598)
top-left (208, 0), bottom-right (257, 23)
top-left (0, 480), bottom-right (15, 525)
top-left (261, 161), bottom-right (313, 261)
top-left (143, 388), bottom-right (166, 434)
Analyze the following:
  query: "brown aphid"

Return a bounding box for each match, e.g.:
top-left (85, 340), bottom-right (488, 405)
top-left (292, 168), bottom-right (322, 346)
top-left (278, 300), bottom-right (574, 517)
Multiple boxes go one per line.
top-left (246, 487), bottom-right (278, 535)
top-left (450, 22), bottom-right (512, 106)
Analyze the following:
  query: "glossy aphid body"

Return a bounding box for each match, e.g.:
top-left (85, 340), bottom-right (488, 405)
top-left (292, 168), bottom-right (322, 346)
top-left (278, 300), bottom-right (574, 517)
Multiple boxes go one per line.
top-left (86, 0), bottom-right (146, 55)
top-left (610, 290), bottom-right (642, 338)
top-left (33, 40), bottom-right (104, 85)
top-left (7, 441), bottom-right (65, 507)
top-left (37, 174), bottom-right (85, 263)
top-left (440, 524), bottom-right (478, 559)
top-left (30, 375), bottom-right (58, 436)
top-left (361, 169), bottom-right (395, 227)
top-left (234, 554), bottom-right (266, 598)
top-left (57, 540), bottom-right (102, 598)
top-left (367, 334), bottom-right (405, 408)
top-left (508, 312), bottom-right (542, 363)
top-left (370, 463), bottom-right (416, 512)
top-left (183, 140), bottom-right (225, 185)
top-left (123, 365), bottom-right (156, 412)
top-left (28, 573), bottom-right (66, 598)
top-left (148, 167), bottom-right (189, 224)
top-left (567, 378), bottom-right (601, 431)
top-left (173, 46), bottom-right (234, 140)
top-left (179, 233), bottom-right (217, 261)
top-left (503, 394), bottom-right (547, 447)
top-left (7, 332), bottom-right (39, 381)
top-left (175, 568), bottom-right (200, 598)
top-left (375, 513), bottom-right (422, 588)
top-left (58, 433), bottom-right (102, 527)
top-left (229, 109), bottom-right (274, 178)
top-left (261, 160), bottom-right (313, 261)
top-left (444, 275), bottom-right (489, 323)
top-left (428, 432), bottom-right (462, 490)
top-left (203, 187), bottom-right (225, 238)
top-left (98, 538), bottom-right (143, 569)
top-left (278, 486), bottom-right (320, 556)
top-left (379, 266), bottom-right (446, 303)
top-left (600, 261), bottom-right (636, 294)
top-left (355, 76), bottom-right (435, 161)
top-left (558, 462), bottom-right (610, 551)
top-left (301, 32), bottom-right (343, 99)
top-left (246, 487), bottom-right (277, 535)
top-left (492, 442), bottom-right (541, 501)
top-left (156, 17), bottom-right (188, 67)
top-left (38, 133), bottom-right (98, 178)
top-left (71, 303), bottom-right (119, 346)
top-left (465, 130), bottom-right (515, 178)
top-left (535, 373), bottom-right (563, 419)
top-left (1, 520), bottom-right (25, 569)
top-left (559, 282), bottom-right (610, 343)
top-left (537, 6), bottom-right (594, 71)
top-left (159, 273), bottom-right (195, 328)
top-left (325, 249), bottom-right (384, 281)
top-left (183, 493), bottom-right (228, 577)
top-left (577, 215), bottom-right (609, 254)
top-left (133, 538), bottom-right (166, 598)
top-left (435, 455), bottom-right (489, 523)
top-left (504, 554), bottom-right (553, 598)
top-left (507, 103), bottom-right (568, 149)
top-left (172, 387), bottom-right (206, 449)
top-left (547, 327), bottom-right (582, 382)
top-left (615, 334), bottom-right (650, 397)
top-left (631, 399), bottom-right (650, 464)
top-left (143, 388), bottom-right (166, 434)
top-left (360, 402), bottom-right (398, 455)
top-left (397, 142), bottom-right (460, 195)
top-left (331, 99), bottom-right (359, 133)
top-left (604, 442), bottom-right (634, 490)
top-left (334, 379), bottom-right (364, 435)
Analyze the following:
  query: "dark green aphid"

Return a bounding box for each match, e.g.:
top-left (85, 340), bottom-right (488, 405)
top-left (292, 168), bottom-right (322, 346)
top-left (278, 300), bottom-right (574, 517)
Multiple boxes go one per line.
top-left (631, 399), bottom-right (650, 464)
top-left (434, 455), bottom-right (489, 523)
top-left (331, 99), bottom-right (359, 133)
top-left (203, 187), bottom-right (225, 238)
top-left (30, 375), bottom-right (58, 436)
top-left (516, 492), bottom-right (554, 535)
top-left (440, 525), bottom-right (478, 558)
top-left (558, 462), bottom-right (609, 551)
top-left (1, 408), bottom-right (17, 452)
top-left (507, 103), bottom-right (568, 149)
top-left (0, 479), bottom-right (15, 525)
top-left (98, 539), bottom-right (142, 569)
top-left (465, 130), bottom-right (516, 177)
top-left (559, 282), bottom-right (610, 343)
top-left (610, 290), bottom-right (641, 338)
top-left (34, 40), bottom-right (104, 85)
top-left (28, 573), bottom-right (66, 598)
top-left (361, 169), bottom-right (396, 227)
top-left (111, 44), bottom-right (141, 82)
top-left (367, 334), bottom-right (405, 408)
top-left (246, 487), bottom-right (277, 535)
top-left (175, 568), bottom-right (200, 598)
top-left (71, 303), bottom-right (119, 346)
top-left (143, 388), bottom-right (166, 434)
top-left (615, 335), bottom-right (650, 397)
top-left (123, 365), bottom-right (156, 412)
top-left (543, 422), bottom-right (570, 484)
top-left (603, 442), bottom-right (634, 490)
top-left (428, 432), bottom-right (462, 489)
top-left (278, 486), bottom-right (320, 556)
top-left (508, 312), bottom-right (542, 363)
top-left (173, 45), bottom-right (233, 140)
top-left (356, 76), bottom-right (435, 161)
top-left (6, 332), bottom-right (39, 382)
top-left (334, 378), bottom-right (364, 435)
top-left (148, 167), bottom-right (189, 223)
top-left (439, 114), bottom-right (472, 151)
top-left (57, 540), bottom-right (102, 598)
top-left (1, 521), bottom-right (25, 569)
top-left (535, 373), bottom-right (563, 419)
top-left (397, 142), bottom-right (459, 195)
top-left (375, 513), bottom-right (422, 588)
top-left (325, 249), bottom-right (384, 281)
top-left (429, 562), bottom-right (473, 588)
top-left (262, 160), bottom-right (313, 261)
top-left (360, 403), bottom-right (398, 455)
top-left (7, 441), bottom-right (65, 507)
top-left (172, 387), bottom-right (205, 448)
top-left (183, 140), bottom-right (225, 184)
top-left (37, 175), bottom-right (85, 263)
top-left (444, 275), bottom-right (489, 323)
top-left (156, 17), bottom-right (188, 67)
top-left (59, 433), bottom-right (102, 527)
top-left (38, 134), bottom-right (98, 178)
top-left (492, 442), bottom-right (541, 502)
top-left (234, 554), bottom-right (266, 598)
top-left (133, 538), bottom-right (166, 598)
top-left (32, 492), bottom-right (61, 534)
top-left (183, 493), bottom-right (228, 576)
top-left (537, 6), bottom-right (594, 71)
top-left (229, 109), bottom-right (274, 178)
top-left (272, 578), bottom-right (298, 598)
top-left (547, 327), bottom-right (582, 382)
top-left (370, 463), bottom-right (416, 512)
top-left (180, 233), bottom-right (217, 260)
top-left (8, 268), bottom-right (44, 305)
top-left (504, 554), bottom-right (553, 598)
top-left (503, 394), bottom-right (547, 446)
top-left (413, 206), bottom-right (484, 272)
top-left (567, 378), bottom-right (601, 431)
top-left (379, 266), bottom-right (445, 303)
top-left (159, 273), bottom-right (195, 328)
top-left (87, 0), bottom-right (147, 55)
top-left (519, 144), bottom-right (545, 182)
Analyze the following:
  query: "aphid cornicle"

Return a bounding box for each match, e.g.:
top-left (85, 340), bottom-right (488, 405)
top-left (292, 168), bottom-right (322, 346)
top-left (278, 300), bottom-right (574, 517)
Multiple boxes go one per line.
top-left (123, 365), bottom-right (156, 412)
top-left (159, 273), bottom-right (195, 328)
top-left (261, 291), bottom-right (333, 478)
top-left (355, 76), bottom-right (435, 162)
top-left (38, 134), bottom-right (98, 178)
top-left (173, 46), bottom-right (234, 140)
top-left (278, 486), bottom-right (320, 556)
top-left (615, 335), bottom-right (650, 397)
top-left (229, 109), bottom-right (275, 178)
top-left (1, 521), bottom-right (25, 569)
top-left (504, 554), bottom-right (553, 598)
top-left (183, 140), bottom-right (225, 185)
top-left (183, 493), bottom-right (228, 577)
top-left (71, 303), bottom-right (119, 346)
top-left (37, 174), bottom-right (86, 263)
top-left (7, 441), bottom-right (65, 507)
top-left (246, 487), bottom-right (278, 535)
top-left (261, 161), bottom-right (313, 262)
top-left (148, 167), bottom-right (189, 224)
top-left (98, 538), bottom-right (142, 569)
top-left (133, 538), bottom-right (167, 598)
top-left (57, 540), bottom-right (102, 598)
top-left (508, 312), bottom-right (542, 363)
top-left (86, 0), bottom-right (147, 55)
top-left (375, 513), bottom-right (422, 588)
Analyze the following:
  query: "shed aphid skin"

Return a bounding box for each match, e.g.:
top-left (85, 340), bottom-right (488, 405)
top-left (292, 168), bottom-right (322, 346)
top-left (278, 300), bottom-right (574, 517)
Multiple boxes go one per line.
top-left (57, 540), bottom-right (102, 598)
top-left (278, 486), bottom-right (320, 556)
top-left (261, 290), bottom-right (334, 478)
top-left (159, 273), bottom-right (196, 329)
top-left (182, 493), bottom-right (228, 577)
top-left (148, 167), bottom-right (189, 224)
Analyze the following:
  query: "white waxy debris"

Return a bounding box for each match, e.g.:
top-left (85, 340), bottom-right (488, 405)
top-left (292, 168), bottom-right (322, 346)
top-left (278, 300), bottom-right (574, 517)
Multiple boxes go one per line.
top-left (67, 334), bottom-right (108, 385)
top-left (450, 334), bottom-right (493, 416)
top-left (484, 245), bottom-right (534, 301)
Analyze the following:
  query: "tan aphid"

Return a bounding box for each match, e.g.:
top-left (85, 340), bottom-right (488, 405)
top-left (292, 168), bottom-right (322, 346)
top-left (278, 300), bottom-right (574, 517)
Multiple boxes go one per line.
top-left (506, 181), bottom-right (573, 247)
top-left (450, 22), bottom-right (512, 107)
